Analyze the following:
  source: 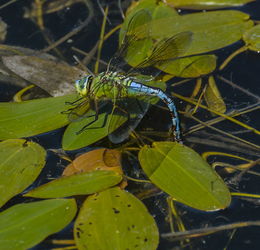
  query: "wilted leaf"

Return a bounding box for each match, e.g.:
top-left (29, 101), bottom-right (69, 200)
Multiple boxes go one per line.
top-left (165, 0), bottom-right (255, 10)
top-left (25, 170), bottom-right (122, 198)
top-left (63, 148), bottom-right (123, 176)
top-left (0, 199), bottom-right (77, 250)
top-left (0, 94), bottom-right (78, 140)
top-left (74, 187), bottom-right (159, 250)
top-left (243, 24), bottom-right (260, 51)
top-left (0, 139), bottom-right (46, 207)
top-left (204, 76), bottom-right (226, 114)
top-left (2, 55), bottom-right (84, 96)
top-left (139, 141), bottom-right (231, 211)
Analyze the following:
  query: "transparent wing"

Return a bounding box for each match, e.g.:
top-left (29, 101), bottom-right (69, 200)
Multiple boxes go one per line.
top-left (108, 9), bottom-right (152, 72)
top-left (130, 31), bottom-right (193, 69)
top-left (108, 97), bottom-right (150, 144)
top-left (62, 98), bottom-right (90, 122)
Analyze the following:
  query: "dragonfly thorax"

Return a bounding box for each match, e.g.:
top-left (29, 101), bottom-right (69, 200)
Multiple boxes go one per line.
top-left (76, 71), bottom-right (133, 99)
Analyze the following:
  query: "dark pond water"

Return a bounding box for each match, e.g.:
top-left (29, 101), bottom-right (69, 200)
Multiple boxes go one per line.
top-left (0, 0), bottom-right (259, 249)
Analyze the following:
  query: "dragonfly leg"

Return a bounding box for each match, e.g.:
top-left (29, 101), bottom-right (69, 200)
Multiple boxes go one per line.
top-left (76, 98), bottom-right (99, 134)
top-left (65, 97), bottom-right (84, 106)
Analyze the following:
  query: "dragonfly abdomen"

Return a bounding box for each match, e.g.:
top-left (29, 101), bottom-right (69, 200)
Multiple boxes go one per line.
top-left (128, 81), bottom-right (181, 142)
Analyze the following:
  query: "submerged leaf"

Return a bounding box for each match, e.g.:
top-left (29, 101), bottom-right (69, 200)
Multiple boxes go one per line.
top-left (139, 141), bottom-right (231, 211)
top-left (74, 187), bottom-right (159, 250)
top-left (243, 24), bottom-right (260, 51)
top-left (25, 170), bottom-right (122, 198)
top-left (0, 139), bottom-right (46, 207)
top-left (166, 0), bottom-right (255, 10)
top-left (0, 199), bottom-right (77, 250)
top-left (204, 76), bottom-right (226, 114)
top-left (0, 94), bottom-right (78, 140)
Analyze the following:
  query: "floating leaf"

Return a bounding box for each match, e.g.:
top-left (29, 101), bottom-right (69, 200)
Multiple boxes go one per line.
top-left (243, 24), bottom-right (260, 51)
top-left (62, 108), bottom-right (128, 151)
top-left (149, 10), bottom-right (253, 55)
top-left (25, 170), bottom-right (122, 198)
top-left (139, 141), bottom-right (231, 211)
top-left (120, 0), bottom-right (178, 67)
top-left (74, 187), bottom-right (159, 250)
top-left (204, 76), bottom-right (226, 114)
top-left (122, 9), bottom-right (253, 68)
top-left (0, 139), bottom-right (46, 207)
top-left (63, 148), bottom-right (127, 189)
top-left (157, 54), bottom-right (217, 78)
top-left (165, 0), bottom-right (255, 10)
top-left (63, 148), bottom-right (123, 176)
top-left (0, 199), bottom-right (77, 250)
top-left (0, 94), bottom-right (78, 140)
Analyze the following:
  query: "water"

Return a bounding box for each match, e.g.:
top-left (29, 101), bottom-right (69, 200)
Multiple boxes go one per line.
top-left (0, 0), bottom-right (259, 249)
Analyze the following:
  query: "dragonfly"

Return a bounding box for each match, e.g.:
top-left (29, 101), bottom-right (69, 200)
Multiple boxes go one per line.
top-left (67, 10), bottom-right (193, 143)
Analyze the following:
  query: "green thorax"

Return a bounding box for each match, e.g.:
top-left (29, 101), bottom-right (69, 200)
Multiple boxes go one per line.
top-left (77, 71), bottom-right (133, 100)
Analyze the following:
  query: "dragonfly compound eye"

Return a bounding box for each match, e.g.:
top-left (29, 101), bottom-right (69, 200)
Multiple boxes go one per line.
top-left (75, 75), bottom-right (93, 96)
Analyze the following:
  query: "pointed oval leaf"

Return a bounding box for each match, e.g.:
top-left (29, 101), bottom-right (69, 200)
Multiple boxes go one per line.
top-left (24, 170), bottom-right (122, 198)
top-left (165, 0), bottom-right (255, 10)
top-left (120, 0), bottom-right (179, 66)
top-left (62, 110), bottom-right (127, 151)
top-left (243, 24), bottom-right (260, 51)
top-left (157, 54), bottom-right (217, 77)
top-left (204, 76), bottom-right (226, 114)
top-left (0, 139), bottom-right (46, 207)
top-left (74, 187), bottom-right (159, 250)
top-left (150, 10), bottom-right (253, 55)
top-left (139, 141), bottom-right (231, 211)
top-left (0, 198), bottom-right (77, 250)
top-left (0, 94), bottom-right (78, 140)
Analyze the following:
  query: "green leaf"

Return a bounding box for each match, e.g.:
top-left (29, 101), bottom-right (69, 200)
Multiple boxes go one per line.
top-left (25, 170), bottom-right (122, 198)
top-left (139, 141), bottom-right (231, 211)
top-left (166, 0), bottom-right (255, 10)
top-left (62, 109), bottom-right (128, 151)
top-left (157, 54), bottom-right (217, 78)
top-left (74, 187), bottom-right (159, 250)
top-left (120, 0), bottom-right (178, 67)
top-left (0, 199), bottom-right (77, 250)
top-left (0, 94), bottom-right (78, 140)
top-left (0, 139), bottom-right (46, 208)
top-left (149, 10), bottom-right (253, 56)
top-left (243, 24), bottom-right (260, 51)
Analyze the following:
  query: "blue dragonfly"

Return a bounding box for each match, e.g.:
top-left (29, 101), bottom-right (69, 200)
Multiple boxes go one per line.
top-left (67, 10), bottom-right (193, 143)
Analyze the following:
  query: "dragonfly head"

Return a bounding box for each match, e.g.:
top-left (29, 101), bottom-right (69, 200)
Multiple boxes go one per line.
top-left (75, 75), bottom-right (93, 96)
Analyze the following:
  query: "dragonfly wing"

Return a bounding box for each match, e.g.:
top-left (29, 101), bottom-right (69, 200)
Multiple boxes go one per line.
top-left (131, 31), bottom-right (193, 69)
top-left (108, 97), bottom-right (150, 144)
top-left (109, 9), bottom-right (152, 71)
top-left (64, 98), bottom-right (90, 122)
